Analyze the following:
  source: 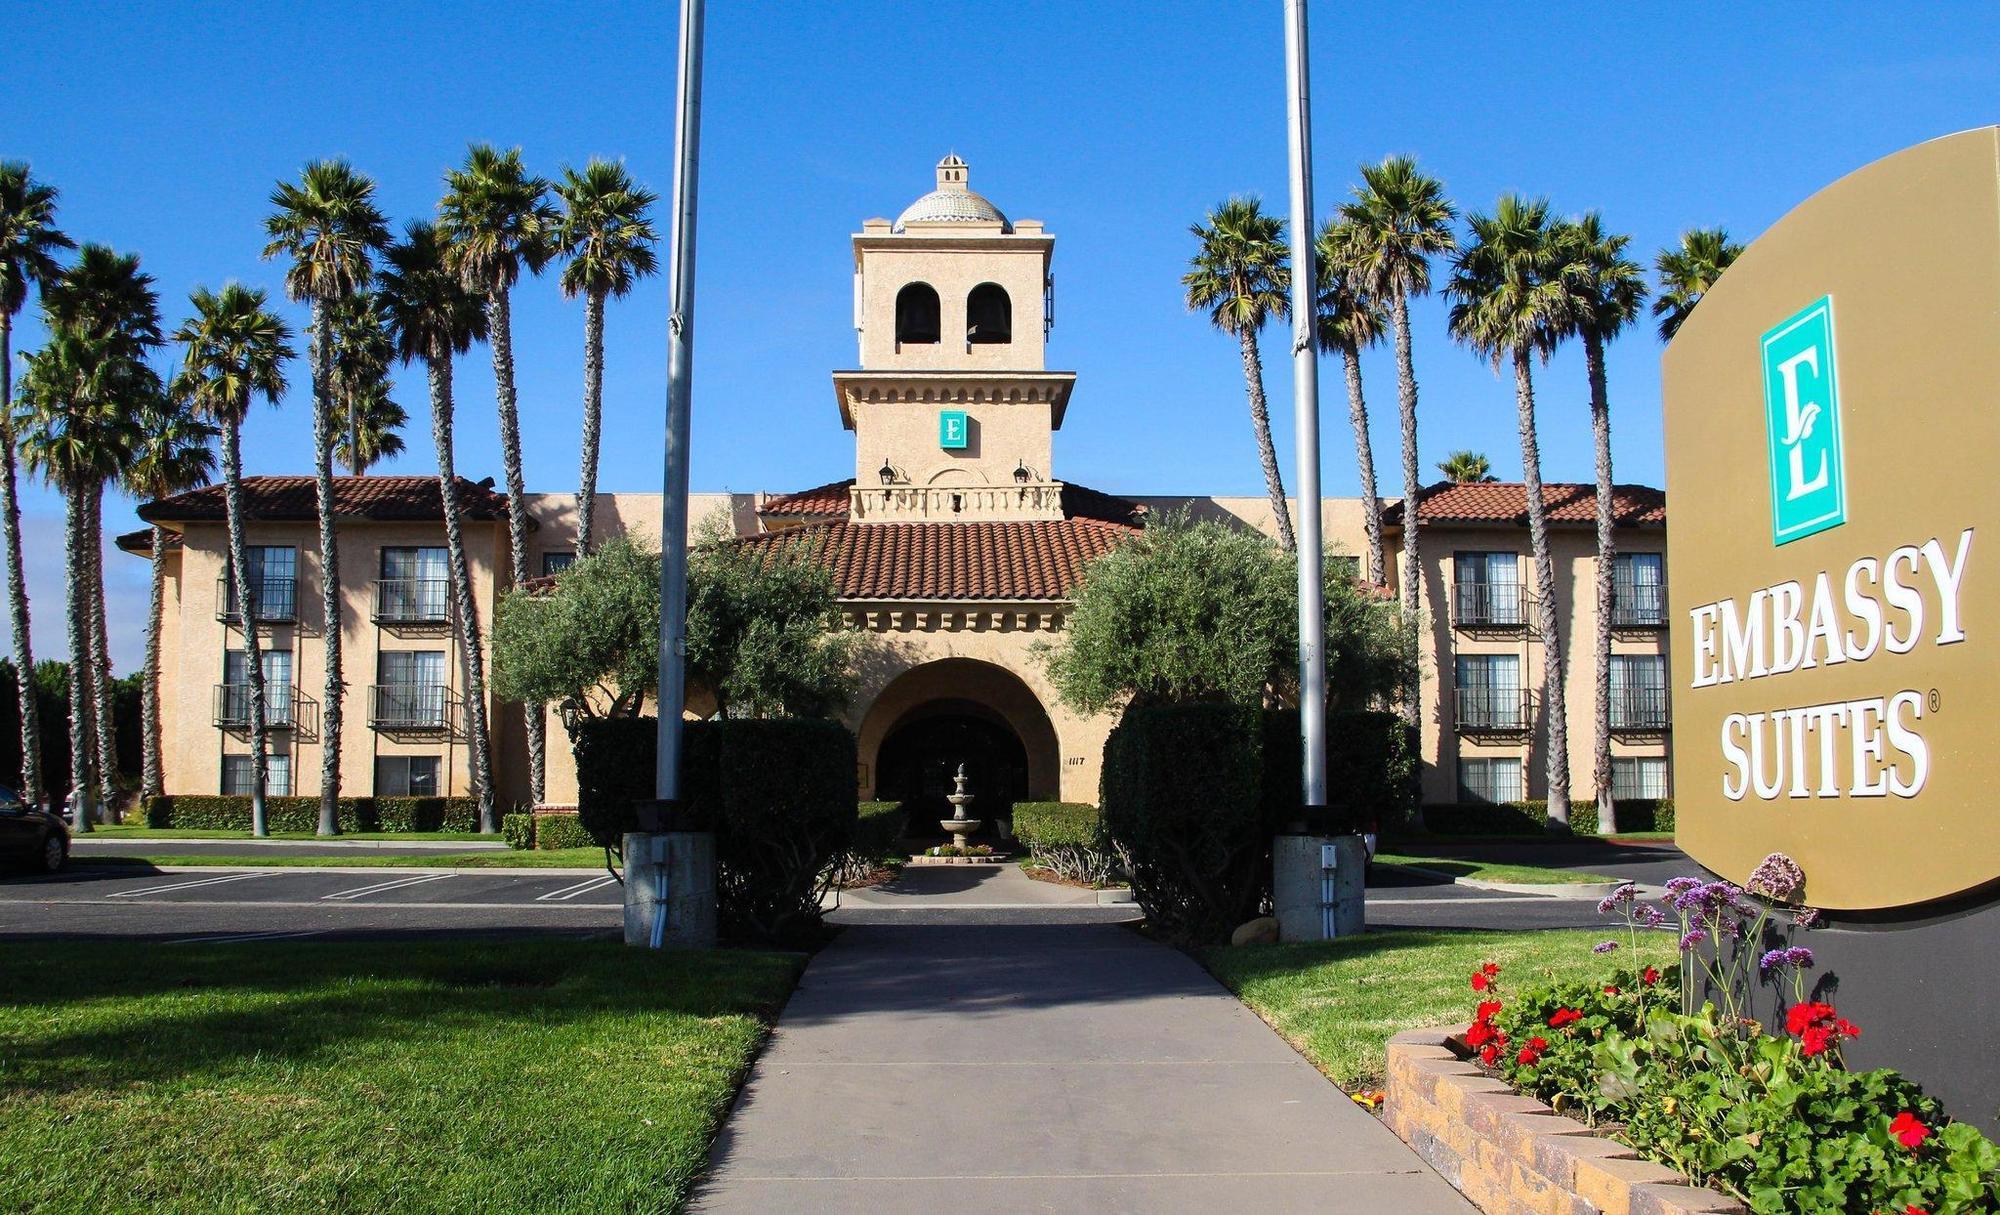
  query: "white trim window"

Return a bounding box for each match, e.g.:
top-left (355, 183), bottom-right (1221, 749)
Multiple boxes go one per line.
top-left (1612, 757), bottom-right (1670, 800)
top-left (1459, 757), bottom-right (1524, 804)
top-left (375, 755), bottom-right (441, 797)
top-left (222, 753), bottom-right (292, 796)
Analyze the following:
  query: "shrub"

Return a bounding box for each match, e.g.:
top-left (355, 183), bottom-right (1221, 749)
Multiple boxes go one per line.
top-left (1421, 798), bottom-right (1675, 837)
top-left (1102, 704), bottom-right (1267, 943)
top-left (831, 800), bottom-right (905, 885)
top-left (570, 716), bottom-right (858, 943)
top-left (142, 795), bottom-right (481, 834)
top-left (1013, 802), bottom-right (1120, 885)
top-left (534, 813), bottom-right (594, 851)
top-left (502, 813), bottom-right (534, 851)
top-left (1263, 709), bottom-right (1419, 832)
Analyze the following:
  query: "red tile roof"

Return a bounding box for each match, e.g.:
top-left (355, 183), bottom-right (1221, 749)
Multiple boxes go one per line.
top-left (114, 526), bottom-right (181, 555)
top-left (761, 479), bottom-right (852, 517)
top-left (734, 517), bottom-right (1138, 601)
top-left (1383, 481), bottom-right (1665, 528)
top-left (137, 475), bottom-right (516, 525)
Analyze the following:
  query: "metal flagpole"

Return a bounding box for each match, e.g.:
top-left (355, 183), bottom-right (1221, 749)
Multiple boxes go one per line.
top-left (1283, 0), bottom-right (1328, 816)
top-left (656, 0), bottom-right (705, 813)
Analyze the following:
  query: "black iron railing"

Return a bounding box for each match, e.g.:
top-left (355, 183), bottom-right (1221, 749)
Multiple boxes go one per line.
top-left (213, 683), bottom-right (316, 732)
top-left (1611, 687), bottom-right (1670, 730)
top-left (216, 575), bottom-right (298, 623)
top-left (373, 578), bottom-right (452, 625)
top-left (1454, 687), bottom-right (1533, 732)
top-left (1611, 580), bottom-right (1666, 627)
top-left (1451, 582), bottom-right (1529, 628)
top-left (368, 683), bottom-right (458, 732)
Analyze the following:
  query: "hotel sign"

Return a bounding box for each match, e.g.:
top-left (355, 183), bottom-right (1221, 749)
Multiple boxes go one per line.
top-left (939, 409), bottom-right (969, 450)
top-left (1663, 128), bottom-right (2000, 911)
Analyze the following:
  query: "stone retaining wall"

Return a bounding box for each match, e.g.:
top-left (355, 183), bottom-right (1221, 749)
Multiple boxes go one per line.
top-left (1383, 1026), bottom-right (1746, 1215)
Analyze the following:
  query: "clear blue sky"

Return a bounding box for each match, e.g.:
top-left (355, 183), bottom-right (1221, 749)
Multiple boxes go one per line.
top-left (9, 1), bottom-right (1999, 668)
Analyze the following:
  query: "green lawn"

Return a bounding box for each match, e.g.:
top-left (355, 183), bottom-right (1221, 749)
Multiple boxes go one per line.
top-left (1373, 853), bottom-right (1618, 885)
top-left (0, 939), bottom-right (800, 1214)
top-left (1197, 929), bottom-right (1678, 1090)
top-left (78, 848), bottom-right (608, 870)
top-left (86, 826), bottom-right (493, 842)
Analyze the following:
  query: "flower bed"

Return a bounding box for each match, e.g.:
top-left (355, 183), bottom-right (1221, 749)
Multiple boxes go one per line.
top-left (1390, 860), bottom-right (2000, 1215)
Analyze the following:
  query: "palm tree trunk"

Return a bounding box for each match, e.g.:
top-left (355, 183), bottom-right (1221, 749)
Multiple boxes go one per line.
top-left (430, 357), bottom-right (497, 832)
top-left (1512, 348), bottom-right (1569, 824)
top-left (142, 525), bottom-right (167, 800)
top-left (488, 288), bottom-right (543, 808)
top-left (1340, 344), bottom-right (1385, 586)
top-left (220, 420), bottom-right (271, 837)
top-left (0, 316), bottom-right (43, 810)
top-left (1584, 329), bottom-right (1618, 835)
top-left (1236, 327), bottom-right (1294, 551)
top-left (576, 289), bottom-right (605, 556)
top-left (62, 485), bottom-right (92, 832)
top-left (311, 306), bottom-right (343, 837)
top-left (1391, 293), bottom-right (1423, 723)
top-left (87, 489), bottom-right (117, 819)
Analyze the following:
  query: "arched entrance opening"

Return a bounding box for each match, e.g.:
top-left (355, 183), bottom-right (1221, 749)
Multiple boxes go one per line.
top-left (856, 658), bottom-right (1062, 836)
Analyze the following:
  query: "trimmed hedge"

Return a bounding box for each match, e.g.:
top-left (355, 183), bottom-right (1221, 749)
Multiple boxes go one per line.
top-left (1262, 709), bottom-right (1420, 832)
top-left (850, 800), bottom-right (904, 861)
top-left (571, 716), bottom-right (858, 943)
top-left (1013, 801), bottom-right (1118, 884)
top-left (534, 812), bottom-right (594, 851)
top-left (1421, 797), bottom-right (1676, 836)
top-left (502, 813), bottom-right (534, 850)
top-left (143, 795), bottom-right (480, 834)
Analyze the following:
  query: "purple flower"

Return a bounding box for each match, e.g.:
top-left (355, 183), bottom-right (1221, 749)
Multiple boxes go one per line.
top-left (1784, 946), bottom-right (1815, 969)
top-left (1794, 907), bottom-right (1823, 930)
top-left (1679, 929), bottom-right (1705, 952)
top-left (1637, 905), bottom-right (1667, 929)
top-left (1747, 852), bottom-right (1806, 902)
top-left (1665, 876), bottom-right (1703, 895)
top-left (1759, 948), bottom-right (1787, 973)
top-left (1594, 941), bottom-right (1619, 954)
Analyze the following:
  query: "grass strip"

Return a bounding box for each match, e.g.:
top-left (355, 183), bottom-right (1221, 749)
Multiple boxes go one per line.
top-left (1373, 853), bottom-right (1619, 885)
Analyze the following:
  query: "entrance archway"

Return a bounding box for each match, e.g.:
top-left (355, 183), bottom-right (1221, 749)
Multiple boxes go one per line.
top-left (876, 699), bottom-right (1029, 827)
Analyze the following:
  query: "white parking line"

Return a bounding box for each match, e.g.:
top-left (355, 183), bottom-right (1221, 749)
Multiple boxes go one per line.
top-left (106, 872), bottom-right (275, 899)
top-left (534, 874), bottom-right (619, 902)
top-left (321, 873), bottom-right (455, 901)
top-left (167, 929), bottom-right (330, 945)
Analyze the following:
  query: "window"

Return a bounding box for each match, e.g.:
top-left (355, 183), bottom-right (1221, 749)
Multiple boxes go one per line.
top-left (375, 756), bottom-right (441, 797)
top-left (541, 551), bottom-right (576, 576)
top-left (379, 547), bottom-right (449, 622)
top-left (1610, 655), bottom-right (1668, 729)
top-left (1459, 757), bottom-right (1524, 804)
top-left (965, 282), bottom-right (1012, 344)
top-left (1612, 757), bottom-right (1670, 801)
top-left (894, 282), bottom-right (940, 345)
top-left (223, 546), bottom-right (298, 621)
top-left (1455, 654), bottom-right (1523, 729)
top-left (374, 651), bottom-right (447, 728)
top-left (222, 753), bottom-right (291, 796)
top-left (1453, 552), bottom-right (1523, 625)
top-left (1612, 553), bottom-right (1666, 626)
top-left (221, 649), bottom-right (293, 726)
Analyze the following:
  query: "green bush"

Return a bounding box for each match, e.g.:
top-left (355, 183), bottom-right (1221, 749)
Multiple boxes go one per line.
top-left (502, 813), bottom-right (534, 851)
top-left (1262, 709), bottom-right (1419, 832)
top-left (534, 813), bottom-right (594, 851)
top-left (1013, 802), bottom-right (1119, 885)
top-left (1102, 704), bottom-right (1267, 943)
top-left (1422, 798), bottom-right (1675, 836)
top-left (831, 801), bottom-right (904, 885)
top-left (143, 795), bottom-right (480, 834)
top-left (570, 716), bottom-right (858, 943)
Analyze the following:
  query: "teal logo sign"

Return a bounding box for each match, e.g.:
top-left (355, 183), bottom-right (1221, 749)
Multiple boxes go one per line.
top-left (939, 409), bottom-right (969, 450)
top-left (1760, 296), bottom-right (1845, 545)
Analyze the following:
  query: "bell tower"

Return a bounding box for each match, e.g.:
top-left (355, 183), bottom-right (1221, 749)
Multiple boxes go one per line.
top-left (835, 156), bottom-right (1075, 522)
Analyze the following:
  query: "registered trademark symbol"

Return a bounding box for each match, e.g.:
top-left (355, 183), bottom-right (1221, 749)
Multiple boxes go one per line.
top-left (1929, 688), bottom-right (1942, 712)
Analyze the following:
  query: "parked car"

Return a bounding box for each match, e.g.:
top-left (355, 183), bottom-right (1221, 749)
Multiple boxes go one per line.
top-left (0, 789), bottom-right (69, 873)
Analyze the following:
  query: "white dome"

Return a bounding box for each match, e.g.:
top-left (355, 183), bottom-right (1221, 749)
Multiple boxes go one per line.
top-left (893, 154), bottom-right (1011, 233)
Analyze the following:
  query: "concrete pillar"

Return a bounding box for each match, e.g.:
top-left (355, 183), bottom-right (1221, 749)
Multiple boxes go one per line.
top-left (1273, 834), bottom-right (1366, 942)
top-left (622, 831), bottom-right (717, 948)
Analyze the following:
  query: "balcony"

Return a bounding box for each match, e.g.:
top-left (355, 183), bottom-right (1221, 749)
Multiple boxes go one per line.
top-left (849, 481), bottom-right (1066, 523)
top-left (215, 575), bottom-right (298, 624)
top-left (213, 683), bottom-right (317, 733)
top-left (1610, 687), bottom-right (1671, 731)
top-left (369, 683), bottom-right (459, 733)
top-left (1455, 687), bottom-right (1533, 733)
top-left (1451, 583), bottom-right (1530, 629)
top-left (1611, 582), bottom-right (1667, 628)
top-left (373, 578), bottom-right (452, 625)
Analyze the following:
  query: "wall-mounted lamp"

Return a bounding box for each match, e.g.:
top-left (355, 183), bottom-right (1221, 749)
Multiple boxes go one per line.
top-left (878, 458), bottom-right (896, 486)
top-left (1013, 459), bottom-right (1031, 484)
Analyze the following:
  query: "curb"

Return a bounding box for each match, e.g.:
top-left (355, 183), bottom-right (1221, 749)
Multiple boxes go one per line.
top-left (76, 862), bottom-right (614, 878)
top-left (1378, 861), bottom-right (1626, 899)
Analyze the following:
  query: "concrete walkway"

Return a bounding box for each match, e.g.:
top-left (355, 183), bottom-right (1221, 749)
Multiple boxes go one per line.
top-left (695, 879), bottom-right (1474, 1213)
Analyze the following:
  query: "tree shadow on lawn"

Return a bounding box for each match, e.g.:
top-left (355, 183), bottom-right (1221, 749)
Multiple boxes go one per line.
top-left (0, 939), bottom-right (802, 1097)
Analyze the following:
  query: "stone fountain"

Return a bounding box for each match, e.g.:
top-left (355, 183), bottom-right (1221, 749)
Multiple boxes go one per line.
top-left (938, 763), bottom-right (982, 847)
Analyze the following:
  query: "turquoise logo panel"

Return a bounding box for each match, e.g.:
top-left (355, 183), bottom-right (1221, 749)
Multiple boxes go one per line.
top-left (939, 409), bottom-right (969, 450)
top-left (1760, 296), bottom-right (1846, 545)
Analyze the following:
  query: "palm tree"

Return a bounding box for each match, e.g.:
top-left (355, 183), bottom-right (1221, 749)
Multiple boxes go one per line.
top-left (263, 160), bottom-right (390, 837)
top-left (439, 144), bottom-right (557, 807)
top-left (1313, 220), bottom-right (1387, 586)
top-left (554, 159), bottom-right (658, 556)
top-left (0, 162), bottom-right (74, 809)
top-left (1340, 157), bottom-right (1457, 634)
top-left (1555, 215), bottom-right (1647, 834)
top-left (123, 399), bottom-right (218, 801)
top-left (171, 285), bottom-right (293, 837)
top-left (1436, 450), bottom-right (1496, 483)
top-left (1446, 194), bottom-right (1577, 826)
top-left (328, 291), bottom-right (404, 473)
top-left (1653, 227), bottom-right (1742, 341)
top-left (379, 222), bottom-right (498, 832)
top-left (1184, 198), bottom-right (1296, 551)
top-left (39, 246), bottom-right (162, 823)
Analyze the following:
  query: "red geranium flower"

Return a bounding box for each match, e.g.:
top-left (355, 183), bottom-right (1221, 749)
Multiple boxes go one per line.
top-left (1603, 985), bottom-right (1620, 995)
top-left (1475, 1001), bottom-right (1502, 1022)
top-left (1480, 963), bottom-right (1500, 976)
top-left (1889, 1111), bottom-right (1931, 1150)
top-left (1548, 1008), bottom-right (1582, 1029)
top-left (1526, 1036), bottom-right (1549, 1052)
top-left (1642, 966), bottom-right (1660, 986)
top-left (1466, 1020), bottom-right (1497, 1048)
top-left (1471, 972), bottom-right (1491, 992)
top-left (1479, 1043), bottom-right (1500, 1066)
top-left (1516, 1045), bottom-right (1540, 1065)
top-left (1786, 1001), bottom-right (1836, 1035)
